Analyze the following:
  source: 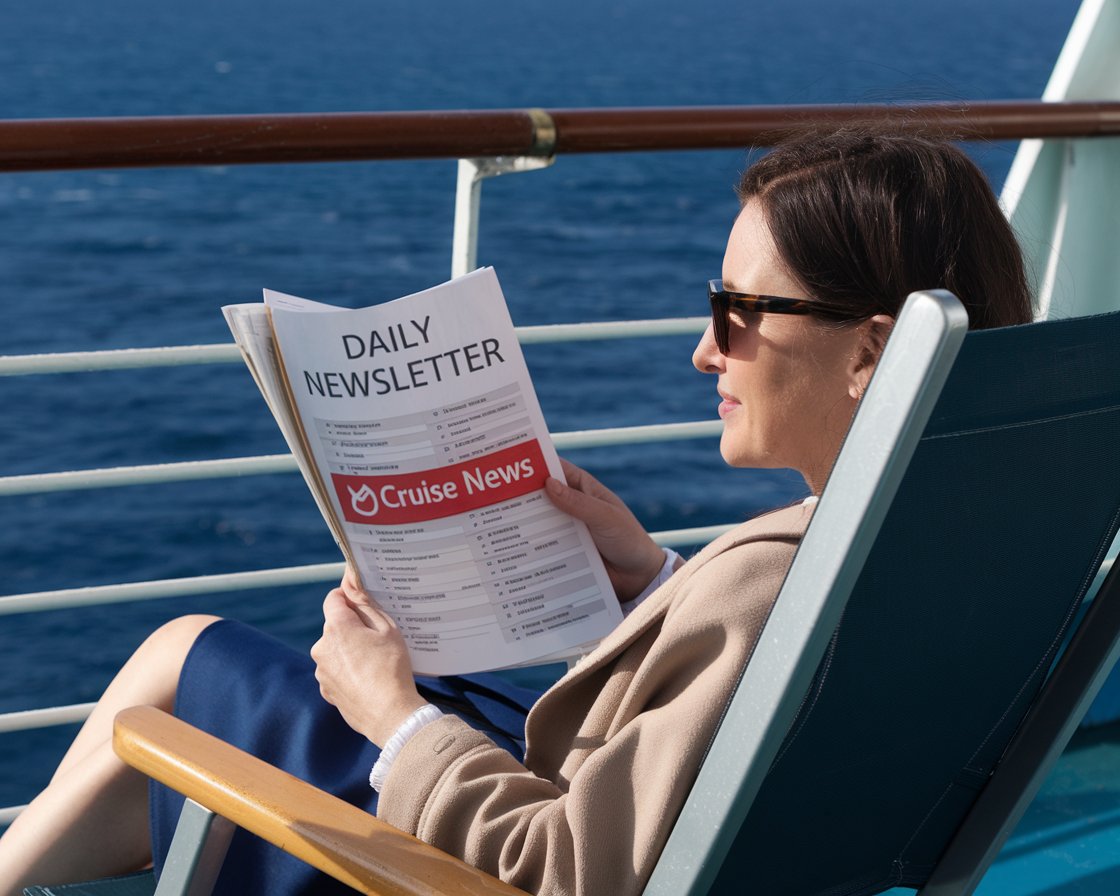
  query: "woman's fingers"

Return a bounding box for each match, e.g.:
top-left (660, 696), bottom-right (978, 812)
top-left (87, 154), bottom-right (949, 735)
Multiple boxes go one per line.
top-left (545, 475), bottom-right (599, 523)
top-left (322, 587), bottom-right (351, 621)
top-left (549, 461), bottom-right (630, 527)
top-left (322, 587), bottom-right (395, 632)
top-left (558, 458), bottom-right (614, 503)
top-left (336, 567), bottom-right (399, 626)
top-left (342, 564), bottom-right (361, 593)
top-left (546, 472), bottom-right (636, 540)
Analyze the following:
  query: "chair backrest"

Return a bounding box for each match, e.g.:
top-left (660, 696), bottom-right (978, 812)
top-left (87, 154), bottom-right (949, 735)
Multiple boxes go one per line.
top-left (645, 293), bottom-right (1120, 896)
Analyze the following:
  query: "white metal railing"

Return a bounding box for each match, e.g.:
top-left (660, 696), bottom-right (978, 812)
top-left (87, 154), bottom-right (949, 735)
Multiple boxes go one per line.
top-left (0, 511), bottom-right (734, 618)
top-left (0, 420), bottom-right (721, 499)
top-left (0, 317), bottom-right (708, 378)
top-left (0, 704), bottom-right (98, 736)
top-left (0, 155), bottom-right (725, 824)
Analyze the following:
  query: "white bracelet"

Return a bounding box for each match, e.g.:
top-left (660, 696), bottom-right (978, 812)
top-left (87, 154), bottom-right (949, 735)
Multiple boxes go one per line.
top-left (368, 703), bottom-right (445, 791)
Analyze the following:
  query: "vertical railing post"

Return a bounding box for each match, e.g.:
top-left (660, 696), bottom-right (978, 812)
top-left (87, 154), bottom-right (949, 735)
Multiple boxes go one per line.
top-left (450, 109), bottom-right (556, 278)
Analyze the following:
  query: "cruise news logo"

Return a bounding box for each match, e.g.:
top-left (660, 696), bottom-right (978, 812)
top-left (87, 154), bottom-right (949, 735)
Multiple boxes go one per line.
top-left (347, 484), bottom-right (380, 517)
top-left (332, 440), bottom-right (548, 525)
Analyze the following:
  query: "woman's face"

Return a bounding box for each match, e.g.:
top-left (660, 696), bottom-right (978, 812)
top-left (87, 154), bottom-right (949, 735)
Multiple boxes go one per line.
top-left (692, 200), bottom-right (871, 494)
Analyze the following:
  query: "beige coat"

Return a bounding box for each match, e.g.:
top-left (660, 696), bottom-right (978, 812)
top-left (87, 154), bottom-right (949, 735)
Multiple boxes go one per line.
top-left (378, 503), bottom-right (811, 896)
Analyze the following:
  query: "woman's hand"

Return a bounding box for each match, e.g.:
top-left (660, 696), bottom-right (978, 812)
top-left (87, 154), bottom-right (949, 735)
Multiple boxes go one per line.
top-left (545, 459), bottom-right (667, 603)
top-left (310, 567), bottom-right (426, 746)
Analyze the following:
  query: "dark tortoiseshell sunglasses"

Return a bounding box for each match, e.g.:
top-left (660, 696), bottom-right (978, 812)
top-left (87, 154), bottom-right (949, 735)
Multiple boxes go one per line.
top-left (708, 279), bottom-right (859, 354)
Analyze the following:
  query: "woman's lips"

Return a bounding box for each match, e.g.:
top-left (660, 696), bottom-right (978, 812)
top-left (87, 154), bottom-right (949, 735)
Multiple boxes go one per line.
top-left (717, 392), bottom-right (740, 419)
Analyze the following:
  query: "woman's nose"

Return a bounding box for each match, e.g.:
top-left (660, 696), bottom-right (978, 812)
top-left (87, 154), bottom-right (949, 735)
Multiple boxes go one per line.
top-left (692, 323), bottom-right (724, 374)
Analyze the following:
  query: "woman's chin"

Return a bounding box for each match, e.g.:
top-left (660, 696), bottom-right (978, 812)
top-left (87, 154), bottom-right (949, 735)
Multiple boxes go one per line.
top-left (719, 434), bottom-right (788, 473)
top-left (718, 435), bottom-right (759, 469)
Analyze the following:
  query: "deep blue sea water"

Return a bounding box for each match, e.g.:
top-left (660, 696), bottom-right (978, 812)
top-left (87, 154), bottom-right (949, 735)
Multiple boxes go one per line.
top-left (0, 0), bottom-right (1082, 809)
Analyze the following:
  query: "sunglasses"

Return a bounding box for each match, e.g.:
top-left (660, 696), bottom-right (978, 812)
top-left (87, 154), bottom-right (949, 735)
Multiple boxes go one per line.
top-left (708, 279), bottom-right (858, 354)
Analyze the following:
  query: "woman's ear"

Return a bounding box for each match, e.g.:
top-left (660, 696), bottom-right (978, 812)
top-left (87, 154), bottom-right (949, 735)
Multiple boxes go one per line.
top-left (847, 314), bottom-right (895, 400)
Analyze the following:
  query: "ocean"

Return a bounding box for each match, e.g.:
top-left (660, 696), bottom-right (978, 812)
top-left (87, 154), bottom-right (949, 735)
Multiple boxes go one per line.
top-left (0, 0), bottom-right (1082, 810)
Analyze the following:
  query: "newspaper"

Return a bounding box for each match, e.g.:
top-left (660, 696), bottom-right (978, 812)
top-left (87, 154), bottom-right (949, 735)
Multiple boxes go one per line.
top-left (223, 267), bottom-right (622, 675)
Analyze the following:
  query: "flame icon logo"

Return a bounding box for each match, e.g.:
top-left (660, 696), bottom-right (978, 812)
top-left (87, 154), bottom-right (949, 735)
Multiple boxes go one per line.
top-left (347, 484), bottom-right (380, 517)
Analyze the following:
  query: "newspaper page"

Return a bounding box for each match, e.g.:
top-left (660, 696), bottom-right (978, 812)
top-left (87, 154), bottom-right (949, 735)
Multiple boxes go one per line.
top-left (221, 301), bottom-right (350, 555)
top-left (262, 268), bottom-right (622, 675)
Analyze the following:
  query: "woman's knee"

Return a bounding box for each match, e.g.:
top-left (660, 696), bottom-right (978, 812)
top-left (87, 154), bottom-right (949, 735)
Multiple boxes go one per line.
top-left (132, 614), bottom-right (223, 684)
top-left (73, 616), bottom-right (224, 738)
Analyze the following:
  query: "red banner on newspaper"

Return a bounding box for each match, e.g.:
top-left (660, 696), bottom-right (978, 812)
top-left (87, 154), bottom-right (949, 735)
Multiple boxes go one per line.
top-left (331, 440), bottom-right (549, 525)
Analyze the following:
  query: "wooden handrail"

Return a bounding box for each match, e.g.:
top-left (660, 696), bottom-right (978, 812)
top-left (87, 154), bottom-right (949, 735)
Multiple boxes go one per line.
top-left (1, 101), bottom-right (1118, 172)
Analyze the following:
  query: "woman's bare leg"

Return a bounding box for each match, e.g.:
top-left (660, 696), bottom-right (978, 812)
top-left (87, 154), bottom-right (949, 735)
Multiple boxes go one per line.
top-left (0, 614), bottom-right (222, 896)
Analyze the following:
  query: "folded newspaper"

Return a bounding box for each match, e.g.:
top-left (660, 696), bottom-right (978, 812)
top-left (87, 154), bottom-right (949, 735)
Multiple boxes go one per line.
top-left (222, 267), bottom-right (622, 675)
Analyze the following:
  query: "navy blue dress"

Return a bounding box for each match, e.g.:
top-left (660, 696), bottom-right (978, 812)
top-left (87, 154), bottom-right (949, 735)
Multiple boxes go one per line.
top-left (149, 619), bottom-right (544, 895)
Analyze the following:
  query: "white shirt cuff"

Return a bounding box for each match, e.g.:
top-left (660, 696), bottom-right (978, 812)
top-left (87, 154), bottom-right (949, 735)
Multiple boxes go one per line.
top-left (368, 703), bottom-right (444, 791)
top-left (620, 548), bottom-right (682, 617)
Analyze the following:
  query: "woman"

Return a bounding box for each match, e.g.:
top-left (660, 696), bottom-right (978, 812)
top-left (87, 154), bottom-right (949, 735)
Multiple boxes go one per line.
top-left (0, 131), bottom-right (1033, 896)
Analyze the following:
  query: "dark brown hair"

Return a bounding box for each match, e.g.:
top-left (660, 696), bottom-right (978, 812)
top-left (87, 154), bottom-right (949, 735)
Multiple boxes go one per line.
top-left (737, 131), bottom-right (1032, 330)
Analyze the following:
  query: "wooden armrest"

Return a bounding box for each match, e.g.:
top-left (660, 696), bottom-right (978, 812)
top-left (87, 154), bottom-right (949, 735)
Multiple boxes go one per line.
top-left (113, 705), bottom-right (528, 896)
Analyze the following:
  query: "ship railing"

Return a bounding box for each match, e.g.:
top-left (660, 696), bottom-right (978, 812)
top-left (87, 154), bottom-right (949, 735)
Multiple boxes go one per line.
top-left (2, 100), bottom-right (1118, 824)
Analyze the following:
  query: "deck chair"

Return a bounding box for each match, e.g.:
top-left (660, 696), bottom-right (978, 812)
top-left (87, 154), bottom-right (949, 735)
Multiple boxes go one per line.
top-left (66, 290), bottom-right (1120, 895)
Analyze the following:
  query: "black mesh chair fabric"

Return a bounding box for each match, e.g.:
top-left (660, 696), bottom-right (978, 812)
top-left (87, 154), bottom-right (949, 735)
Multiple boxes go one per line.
top-left (713, 310), bottom-right (1120, 895)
